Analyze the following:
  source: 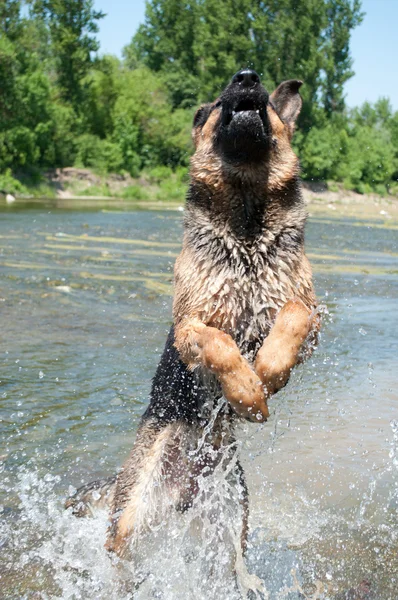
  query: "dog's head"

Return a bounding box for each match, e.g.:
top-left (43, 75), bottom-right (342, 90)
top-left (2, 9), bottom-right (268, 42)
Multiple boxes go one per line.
top-left (191, 69), bottom-right (302, 190)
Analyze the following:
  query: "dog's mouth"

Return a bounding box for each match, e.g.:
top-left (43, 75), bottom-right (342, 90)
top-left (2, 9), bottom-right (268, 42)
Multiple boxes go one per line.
top-left (216, 70), bottom-right (271, 163)
top-left (222, 97), bottom-right (268, 129)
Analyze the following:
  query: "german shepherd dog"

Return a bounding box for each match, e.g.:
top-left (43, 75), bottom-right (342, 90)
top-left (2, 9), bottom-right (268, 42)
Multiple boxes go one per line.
top-left (66, 69), bottom-right (320, 566)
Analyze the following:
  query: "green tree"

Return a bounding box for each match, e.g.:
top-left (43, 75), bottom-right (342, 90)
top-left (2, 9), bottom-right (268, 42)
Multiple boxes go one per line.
top-left (322, 0), bottom-right (363, 116)
top-left (0, 0), bottom-right (22, 40)
top-left (111, 66), bottom-right (192, 174)
top-left (300, 100), bottom-right (398, 193)
top-left (128, 0), bottom-right (363, 127)
top-left (31, 0), bottom-right (105, 112)
top-left (0, 0), bottom-right (81, 171)
top-left (1, 0), bottom-right (397, 196)
top-left (84, 55), bottom-right (122, 138)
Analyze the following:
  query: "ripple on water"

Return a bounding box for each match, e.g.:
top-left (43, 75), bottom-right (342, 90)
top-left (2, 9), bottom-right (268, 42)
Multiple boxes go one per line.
top-left (0, 207), bottom-right (397, 598)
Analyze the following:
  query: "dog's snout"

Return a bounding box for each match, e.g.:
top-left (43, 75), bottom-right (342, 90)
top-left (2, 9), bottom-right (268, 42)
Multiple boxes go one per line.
top-left (231, 69), bottom-right (260, 88)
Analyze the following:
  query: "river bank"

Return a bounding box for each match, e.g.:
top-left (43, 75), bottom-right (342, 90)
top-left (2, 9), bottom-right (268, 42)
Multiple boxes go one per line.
top-left (1, 167), bottom-right (398, 221)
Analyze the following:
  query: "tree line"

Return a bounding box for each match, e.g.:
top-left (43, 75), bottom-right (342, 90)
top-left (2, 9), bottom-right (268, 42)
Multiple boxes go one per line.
top-left (1, 0), bottom-right (397, 196)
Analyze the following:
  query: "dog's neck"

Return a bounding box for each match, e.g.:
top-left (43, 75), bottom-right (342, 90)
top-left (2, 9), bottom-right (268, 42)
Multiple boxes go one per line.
top-left (186, 173), bottom-right (305, 242)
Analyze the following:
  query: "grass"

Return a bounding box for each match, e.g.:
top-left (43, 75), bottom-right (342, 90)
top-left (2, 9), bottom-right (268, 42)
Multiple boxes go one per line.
top-left (118, 185), bottom-right (151, 201)
top-left (74, 184), bottom-right (113, 197)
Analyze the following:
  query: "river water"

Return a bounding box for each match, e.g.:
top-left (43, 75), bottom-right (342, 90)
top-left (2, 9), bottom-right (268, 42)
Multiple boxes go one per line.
top-left (0, 202), bottom-right (397, 599)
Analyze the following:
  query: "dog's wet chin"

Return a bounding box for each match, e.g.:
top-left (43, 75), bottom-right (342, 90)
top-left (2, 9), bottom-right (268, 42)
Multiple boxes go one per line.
top-left (217, 98), bottom-right (270, 163)
top-left (228, 110), bottom-right (265, 138)
top-left (218, 114), bottom-right (270, 163)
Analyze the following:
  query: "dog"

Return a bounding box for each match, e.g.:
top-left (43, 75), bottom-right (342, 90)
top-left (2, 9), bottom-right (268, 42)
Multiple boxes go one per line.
top-left (66, 68), bottom-right (320, 565)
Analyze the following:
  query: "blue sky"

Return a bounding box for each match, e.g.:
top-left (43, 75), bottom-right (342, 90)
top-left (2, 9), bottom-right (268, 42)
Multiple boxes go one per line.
top-left (94, 0), bottom-right (398, 109)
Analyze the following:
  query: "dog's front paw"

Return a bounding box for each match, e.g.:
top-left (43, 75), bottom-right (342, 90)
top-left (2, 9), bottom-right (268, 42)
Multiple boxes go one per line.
top-left (221, 370), bottom-right (269, 422)
top-left (199, 327), bottom-right (269, 422)
top-left (254, 298), bottom-right (312, 395)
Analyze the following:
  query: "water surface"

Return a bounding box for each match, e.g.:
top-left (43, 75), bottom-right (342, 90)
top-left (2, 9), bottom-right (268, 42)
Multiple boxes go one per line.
top-left (0, 202), bottom-right (397, 599)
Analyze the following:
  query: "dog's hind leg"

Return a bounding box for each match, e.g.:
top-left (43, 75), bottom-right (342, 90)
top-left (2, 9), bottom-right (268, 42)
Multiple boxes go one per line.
top-left (235, 459), bottom-right (249, 556)
top-left (105, 419), bottom-right (195, 558)
top-left (65, 475), bottom-right (117, 517)
top-left (233, 460), bottom-right (267, 599)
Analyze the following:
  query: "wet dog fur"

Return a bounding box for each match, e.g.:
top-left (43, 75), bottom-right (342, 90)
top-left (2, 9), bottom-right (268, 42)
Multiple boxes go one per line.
top-left (65, 69), bottom-right (320, 563)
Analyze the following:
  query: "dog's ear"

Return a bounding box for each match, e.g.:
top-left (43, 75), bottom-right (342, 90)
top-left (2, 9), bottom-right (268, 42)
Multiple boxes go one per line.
top-left (193, 103), bottom-right (212, 129)
top-left (270, 80), bottom-right (303, 136)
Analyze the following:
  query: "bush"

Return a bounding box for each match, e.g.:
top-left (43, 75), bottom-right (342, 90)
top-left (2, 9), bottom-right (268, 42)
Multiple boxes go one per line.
top-left (0, 126), bottom-right (39, 170)
top-left (156, 177), bottom-right (187, 202)
top-left (327, 181), bottom-right (340, 193)
top-left (76, 184), bottom-right (112, 197)
top-left (145, 165), bottom-right (174, 184)
top-left (74, 134), bottom-right (124, 173)
top-left (37, 103), bottom-right (77, 168)
top-left (335, 125), bottom-right (396, 191)
top-left (111, 67), bottom-right (193, 173)
top-left (299, 125), bottom-right (342, 181)
top-left (0, 169), bottom-right (28, 194)
top-left (119, 185), bottom-right (150, 200)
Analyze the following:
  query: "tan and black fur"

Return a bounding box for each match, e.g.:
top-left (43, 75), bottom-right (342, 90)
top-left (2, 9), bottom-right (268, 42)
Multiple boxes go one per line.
top-left (66, 69), bottom-right (320, 562)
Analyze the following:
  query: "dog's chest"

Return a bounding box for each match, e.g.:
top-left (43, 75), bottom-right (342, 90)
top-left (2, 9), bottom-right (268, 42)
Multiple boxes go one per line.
top-left (193, 230), bottom-right (301, 352)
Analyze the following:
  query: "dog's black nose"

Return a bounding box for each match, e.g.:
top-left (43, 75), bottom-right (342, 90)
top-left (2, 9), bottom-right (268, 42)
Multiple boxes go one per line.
top-left (231, 69), bottom-right (260, 88)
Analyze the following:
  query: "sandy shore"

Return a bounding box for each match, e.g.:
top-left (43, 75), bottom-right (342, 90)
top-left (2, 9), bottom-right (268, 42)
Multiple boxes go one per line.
top-left (303, 184), bottom-right (398, 221)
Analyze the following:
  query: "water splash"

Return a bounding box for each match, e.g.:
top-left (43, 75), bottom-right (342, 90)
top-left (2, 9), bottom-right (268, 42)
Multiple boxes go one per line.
top-left (2, 421), bottom-right (398, 599)
top-left (1, 469), bottom-right (123, 599)
top-left (0, 455), bottom-right (263, 600)
top-left (0, 452), bottom-right (318, 600)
